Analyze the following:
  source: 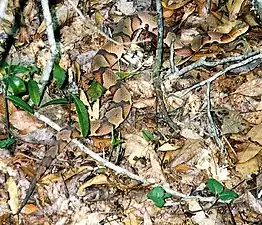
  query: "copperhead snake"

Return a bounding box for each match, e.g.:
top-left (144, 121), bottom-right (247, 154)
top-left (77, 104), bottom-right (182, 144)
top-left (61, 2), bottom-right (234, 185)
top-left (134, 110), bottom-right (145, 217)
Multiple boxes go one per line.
top-left (89, 12), bottom-right (249, 136)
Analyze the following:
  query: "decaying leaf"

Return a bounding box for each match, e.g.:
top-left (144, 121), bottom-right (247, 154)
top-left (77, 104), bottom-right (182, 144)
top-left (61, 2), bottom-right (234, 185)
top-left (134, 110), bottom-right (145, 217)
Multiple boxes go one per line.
top-left (123, 134), bottom-right (150, 165)
top-left (233, 78), bottom-right (262, 96)
top-left (41, 166), bottom-right (90, 184)
top-left (10, 110), bottom-right (44, 134)
top-left (237, 142), bottom-right (262, 163)
top-left (236, 157), bottom-right (259, 177)
top-left (221, 111), bottom-right (246, 134)
top-left (6, 177), bottom-right (19, 214)
top-left (78, 174), bottom-right (109, 196)
top-left (247, 123), bottom-right (262, 145)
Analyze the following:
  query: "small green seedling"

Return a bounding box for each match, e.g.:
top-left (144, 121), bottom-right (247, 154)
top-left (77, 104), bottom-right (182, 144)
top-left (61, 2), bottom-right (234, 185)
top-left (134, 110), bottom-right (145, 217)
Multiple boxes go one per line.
top-left (207, 178), bottom-right (238, 201)
top-left (0, 138), bottom-right (15, 149)
top-left (147, 186), bottom-right (172, 207)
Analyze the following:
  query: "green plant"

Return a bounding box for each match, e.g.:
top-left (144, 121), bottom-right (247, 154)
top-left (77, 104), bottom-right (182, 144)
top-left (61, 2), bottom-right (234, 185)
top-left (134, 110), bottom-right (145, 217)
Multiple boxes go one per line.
top-left (207, 178), bottom-right (238, 201)
top-left (147, 186), bottom-right (172, 207)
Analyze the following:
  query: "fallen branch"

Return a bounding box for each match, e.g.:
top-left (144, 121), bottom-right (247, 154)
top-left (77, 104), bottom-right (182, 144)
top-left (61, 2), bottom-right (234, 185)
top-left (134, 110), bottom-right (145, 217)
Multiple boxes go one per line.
top-left (181, 52), bottom-right (262, 96)
top-left (39, 0), bottom-right (58, 96)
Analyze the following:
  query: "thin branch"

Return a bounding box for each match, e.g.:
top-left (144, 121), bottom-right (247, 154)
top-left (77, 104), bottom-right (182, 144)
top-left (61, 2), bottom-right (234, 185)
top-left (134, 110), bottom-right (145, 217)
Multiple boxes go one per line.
top-left (167, 51), bottom-right (260, 80)
top-left (39, 0), bottom-right (58, 96)
top-left (181, 52), bottom-right (262, 96)
top-left (153, 0), bottom-right (179, 133)
top-left (0, 0), bottom-right (8, 19)
top-left (32, 111), bottom-right (217, 202)
top-left (206, 81), bottom-right (223, 151)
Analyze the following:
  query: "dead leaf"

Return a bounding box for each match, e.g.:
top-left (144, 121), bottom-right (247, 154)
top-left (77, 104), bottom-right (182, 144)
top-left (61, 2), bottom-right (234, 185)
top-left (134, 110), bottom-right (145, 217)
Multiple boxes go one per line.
top-left (123, 134), bottom-right (150, 165)
top-left (10, 110), bottom-right (44, 134)
top-left (6, 177), bottom-right (19, 214)
top-left (0, 94), bottom-right (17, 117)
top-left (162, 0), bottom-right (191, 10)
top-left (78, 174), bottom-right (109, 196)
top-left (174, 164), bottom-right (193, 173)
top-left (236, 157), bottom-right (259, 177)
top-left (237, 142), bottom-right (262, 163)
top-left (133, 98), bottom-right (155, 109)
top-left (21, 203), bottom-right (38, 215)
top-left (247, 123), bottom-right (262, 145)
top-left (227, 0), bottom-right (245, 20)
top-left (158, 142), bottom-right (183, 151)
top-left (233, 78), bottom-right (262, 96)
top-left (245, 191), bottom-right (262, 215)
top-left (221, 111), bottom-right (246, 134)
top-left (180, 128), bottom-right (202, 139)
top-left (170, 139), bottom-right (202, 167)
top-left (41, 166), bottom-right (90, 184)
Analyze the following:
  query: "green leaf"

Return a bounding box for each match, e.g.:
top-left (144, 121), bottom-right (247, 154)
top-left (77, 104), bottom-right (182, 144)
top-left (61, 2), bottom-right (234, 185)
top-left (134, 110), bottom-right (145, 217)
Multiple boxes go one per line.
top-left (28, 80), bottom-right (40, 106)
top-left (0, 138), bottom-right (15, 149)
top-left (147, 186), bottom-right (172, 208)
top-left (111, 132), bottom-right (125, 147)
top-left (147, 186), bottom-right (165, 199)
top-left (6, 96), bottom-right (34, 114)
top-left (219, 190), bottom-right (238, 201)
top-left (87, 80), bottom-right (106, 102)
top-left (10, 64), bottom-right (31, 74)
top-left (154, 198), bottom-right (165, 208)
top-left (53, 63), bottom-right (66, 88)
top-left (207, 178), bottom-right (224, 195)
top-left (71, 94), bottom-right (89, 137)
top-left (6, 75), bottom-right (27, 95)
top-left (40, 98), bottom-right (69, 108)
top-left (142, 130), bottom-right (154, 142)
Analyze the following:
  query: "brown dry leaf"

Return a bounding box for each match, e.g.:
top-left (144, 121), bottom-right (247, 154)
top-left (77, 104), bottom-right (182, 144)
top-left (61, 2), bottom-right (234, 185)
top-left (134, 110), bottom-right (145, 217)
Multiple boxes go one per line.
top-left (21, 203), bottom-right (38, 215)
top-left (242, 110), bottom-right (262, 124)
top-left (123, 209), bottom-right (143, 225)
top-left (77, 174), bottom-right (109, 196)
top-left (237, 142), bottom-right (262, 163)
top-left (215, 20), bottom-right (241, 34)
top-left (19, 128), bottom-right (55, 144)
top-left (158, 142), bottom-right (183, 151)
top-left (41, 166), bottom-right (90, 184)
top-left (162, 0), bottom-right (191, 10)
top-left (56, 129), bottom-right (72, 142)
top-left (236, 157), bottom-right (259, 177)
top-left (170, 139), bottom-right (202, 168)
top-left (174, 164), bottom-right (193, 173)
top-left (0, 94), bottom-right (17, 117)
top-left (123, 134), bottom-right (150, 165)
top-left (233, 78), bottom-right (262, 96)
top-left (6, 177), bottom-right (19, 214)
top-left (227, 0), bottom-right (245, 20)
top-left (10, 110), bottom-right (44, 134)
top-left (247, 123), bottom-right (262, 145)
top-left (133, 98), bottom-right (155, 109)
top-left (221, 111), bottom-right (246, 134)
top-left (147, 146), bottom-right (167, 183)
top-left (180, 128), bottom-right (202, 139)
top-left (245, 191), bottom-right (262, 215)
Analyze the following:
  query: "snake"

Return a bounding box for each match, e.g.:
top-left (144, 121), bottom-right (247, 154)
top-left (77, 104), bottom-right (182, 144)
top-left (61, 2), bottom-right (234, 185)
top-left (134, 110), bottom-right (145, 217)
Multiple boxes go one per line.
top-left (89, 12), bottom-right (249, 136)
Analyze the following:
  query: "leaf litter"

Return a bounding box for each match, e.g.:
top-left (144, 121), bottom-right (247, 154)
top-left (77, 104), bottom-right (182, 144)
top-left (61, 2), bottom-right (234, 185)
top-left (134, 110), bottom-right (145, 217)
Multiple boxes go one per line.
top-left (1, 0), bottom-right (262, 224)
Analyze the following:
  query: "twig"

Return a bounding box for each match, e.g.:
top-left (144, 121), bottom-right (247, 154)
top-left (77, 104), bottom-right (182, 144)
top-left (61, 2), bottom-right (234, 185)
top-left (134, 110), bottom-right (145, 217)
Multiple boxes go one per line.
top-left (181, 52), bottom-right (262, 96)
top-left (0, 0), bottom-right (8, 19)
top-left (167, 51), bottom-right (260, 80)
top-left (32, 111), bottom-right (217, 202)
top-left (39, 0), bottom-right (58, 97)
top-left (153, 0), bottom-right (179, 133)
top-left (206, 82), bottom-right (224, 151)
